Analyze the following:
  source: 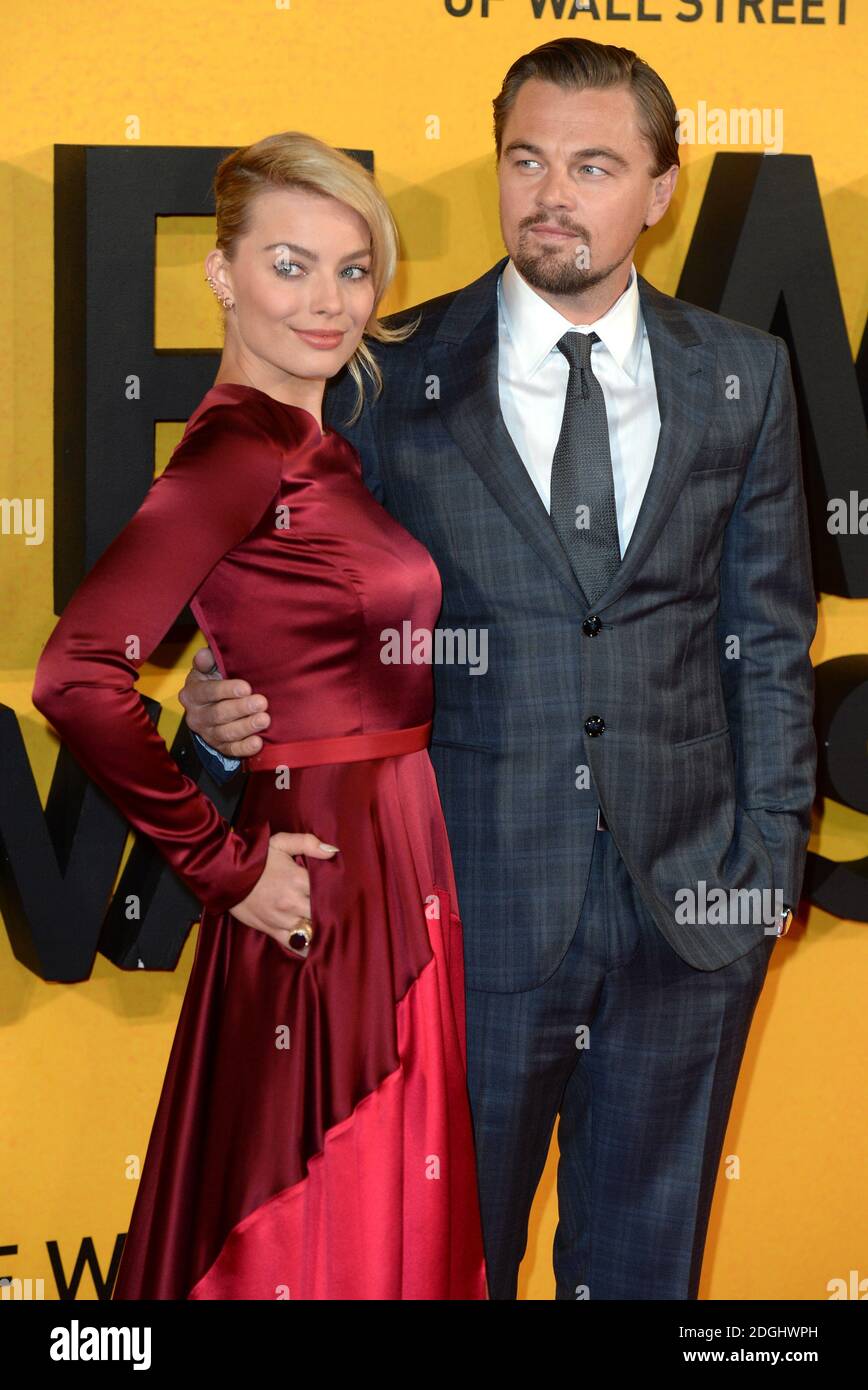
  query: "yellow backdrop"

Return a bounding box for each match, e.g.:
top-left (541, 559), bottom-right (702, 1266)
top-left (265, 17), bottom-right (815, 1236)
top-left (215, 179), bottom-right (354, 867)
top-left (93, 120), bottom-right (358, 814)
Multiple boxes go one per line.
top-left (1, 0), bottom-right (865, 1301)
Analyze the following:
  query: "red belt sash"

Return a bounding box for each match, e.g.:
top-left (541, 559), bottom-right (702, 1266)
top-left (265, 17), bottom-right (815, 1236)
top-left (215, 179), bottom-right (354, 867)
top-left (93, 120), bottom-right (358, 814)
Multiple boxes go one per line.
top-left (242, 720), bottom-right (432, 773)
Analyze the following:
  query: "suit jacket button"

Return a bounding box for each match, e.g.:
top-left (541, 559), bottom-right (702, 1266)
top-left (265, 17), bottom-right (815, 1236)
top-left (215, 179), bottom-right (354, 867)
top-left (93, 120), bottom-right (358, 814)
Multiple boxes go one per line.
top-left (582, 614), bottom-right (603, 636)
top-left (584, 715), bottom-right (606, 737)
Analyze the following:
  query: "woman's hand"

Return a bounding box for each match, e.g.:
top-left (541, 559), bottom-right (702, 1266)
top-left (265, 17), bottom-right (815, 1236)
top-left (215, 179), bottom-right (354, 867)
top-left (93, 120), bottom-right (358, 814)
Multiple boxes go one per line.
top-left (229, 832), bottom-right (339, 958)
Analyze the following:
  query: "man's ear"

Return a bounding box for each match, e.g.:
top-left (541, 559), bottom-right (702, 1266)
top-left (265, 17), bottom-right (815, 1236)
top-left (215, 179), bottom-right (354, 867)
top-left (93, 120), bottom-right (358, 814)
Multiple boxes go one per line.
top-left (645, 164), bottom-right (679, 231)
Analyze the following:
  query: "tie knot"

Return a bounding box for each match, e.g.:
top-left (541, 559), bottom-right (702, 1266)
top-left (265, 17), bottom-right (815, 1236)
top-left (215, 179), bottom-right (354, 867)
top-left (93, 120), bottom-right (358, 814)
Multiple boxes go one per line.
top-left (557, 330), bottom-right (598, 370)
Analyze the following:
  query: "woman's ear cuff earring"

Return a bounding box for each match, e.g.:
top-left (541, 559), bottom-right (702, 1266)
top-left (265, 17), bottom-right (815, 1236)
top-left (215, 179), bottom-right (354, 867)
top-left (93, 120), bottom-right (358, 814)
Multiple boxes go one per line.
top-left (205, 273), bottom-right (234, 310)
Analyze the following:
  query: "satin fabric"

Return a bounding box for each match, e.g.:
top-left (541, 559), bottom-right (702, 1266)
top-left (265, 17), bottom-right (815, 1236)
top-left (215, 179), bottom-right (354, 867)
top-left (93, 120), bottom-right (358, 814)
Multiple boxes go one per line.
top-left (242, 718), bottom-right (433, 771)
top-left (33, 382), bottom-right (488, 1299)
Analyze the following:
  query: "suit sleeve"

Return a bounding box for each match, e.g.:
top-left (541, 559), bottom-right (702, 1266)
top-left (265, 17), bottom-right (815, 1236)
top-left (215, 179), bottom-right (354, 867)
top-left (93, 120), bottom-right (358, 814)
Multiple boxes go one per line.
top-left (716, 337), bottom-right (818, 909)
top-left (32, 402), bottom-right (285, 915)
top-left (192, 730), bottom-right (242, 784)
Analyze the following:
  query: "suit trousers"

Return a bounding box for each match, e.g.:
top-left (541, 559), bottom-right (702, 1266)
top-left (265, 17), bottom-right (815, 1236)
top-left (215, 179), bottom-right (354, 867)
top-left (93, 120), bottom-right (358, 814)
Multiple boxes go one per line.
top-left (464, 822), bottom-right (778, 1300)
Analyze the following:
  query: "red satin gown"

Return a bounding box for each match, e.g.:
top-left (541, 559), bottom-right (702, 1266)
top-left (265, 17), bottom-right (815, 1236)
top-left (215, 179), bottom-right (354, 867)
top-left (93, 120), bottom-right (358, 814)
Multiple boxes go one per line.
top-left (32, 381), bottom-right (489, 1300)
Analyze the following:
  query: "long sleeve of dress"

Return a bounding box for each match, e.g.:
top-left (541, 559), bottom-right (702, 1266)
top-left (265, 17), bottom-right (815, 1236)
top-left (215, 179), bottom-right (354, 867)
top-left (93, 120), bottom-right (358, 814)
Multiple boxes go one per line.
top-left (32, 398), bottom-right (286, 916)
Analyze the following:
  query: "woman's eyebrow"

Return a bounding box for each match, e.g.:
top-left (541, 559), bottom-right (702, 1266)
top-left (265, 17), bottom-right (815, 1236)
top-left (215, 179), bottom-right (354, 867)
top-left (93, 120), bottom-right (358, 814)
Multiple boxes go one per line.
top-left (262, 241), bottom-right (373, 261)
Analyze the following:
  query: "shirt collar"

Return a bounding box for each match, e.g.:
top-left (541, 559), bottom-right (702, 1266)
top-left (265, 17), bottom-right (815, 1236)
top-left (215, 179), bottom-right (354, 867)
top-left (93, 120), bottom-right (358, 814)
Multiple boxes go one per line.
top-left (498, 257), bottom-right (644, 382)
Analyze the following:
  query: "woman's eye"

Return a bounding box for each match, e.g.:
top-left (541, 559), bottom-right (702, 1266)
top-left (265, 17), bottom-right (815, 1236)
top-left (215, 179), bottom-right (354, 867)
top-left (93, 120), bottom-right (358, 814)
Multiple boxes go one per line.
top-left (274, 261), bottom-right (370, 280)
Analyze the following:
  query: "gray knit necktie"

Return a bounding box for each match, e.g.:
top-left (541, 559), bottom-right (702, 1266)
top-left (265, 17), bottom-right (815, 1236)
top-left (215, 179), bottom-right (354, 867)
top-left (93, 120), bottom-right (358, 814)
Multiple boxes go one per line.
top-left (549, 330), bottom-right (621, 605)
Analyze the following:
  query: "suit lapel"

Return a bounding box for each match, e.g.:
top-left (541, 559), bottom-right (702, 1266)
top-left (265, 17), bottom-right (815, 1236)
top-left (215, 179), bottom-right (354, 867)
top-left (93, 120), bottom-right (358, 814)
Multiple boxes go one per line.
top-left (596, 275), bottom-right (715, 611)
top-left (427, 260), bottom-right (715, 612)
top-left (429, 257), bottom-right (589, 606)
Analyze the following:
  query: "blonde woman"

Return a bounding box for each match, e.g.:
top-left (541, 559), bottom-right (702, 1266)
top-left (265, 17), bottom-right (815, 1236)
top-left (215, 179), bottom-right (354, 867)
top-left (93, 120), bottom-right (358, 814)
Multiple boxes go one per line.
top-left (33, 132), bottom-right (488, 1300)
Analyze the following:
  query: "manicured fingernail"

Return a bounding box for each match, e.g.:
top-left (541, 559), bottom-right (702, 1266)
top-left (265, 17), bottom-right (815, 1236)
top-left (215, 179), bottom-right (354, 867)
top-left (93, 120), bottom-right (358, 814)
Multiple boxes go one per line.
top-left (318, 843), bottom-right (339, 853)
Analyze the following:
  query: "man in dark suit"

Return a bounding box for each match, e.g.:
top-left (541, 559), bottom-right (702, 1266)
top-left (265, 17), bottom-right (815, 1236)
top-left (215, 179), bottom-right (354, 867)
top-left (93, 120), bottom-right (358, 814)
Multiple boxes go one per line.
top-left (181, 38), bottom-right (816, 1298)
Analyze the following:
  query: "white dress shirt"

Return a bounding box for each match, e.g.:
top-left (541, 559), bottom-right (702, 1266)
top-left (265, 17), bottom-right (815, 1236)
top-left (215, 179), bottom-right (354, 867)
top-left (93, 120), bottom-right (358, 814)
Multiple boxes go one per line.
top-left (497, 258), bottom-right (660, 557)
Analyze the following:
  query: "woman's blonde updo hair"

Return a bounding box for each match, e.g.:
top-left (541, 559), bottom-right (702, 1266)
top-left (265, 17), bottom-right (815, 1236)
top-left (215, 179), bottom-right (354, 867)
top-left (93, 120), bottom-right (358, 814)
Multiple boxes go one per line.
top-left (211, 131), bottom-right (419, 425)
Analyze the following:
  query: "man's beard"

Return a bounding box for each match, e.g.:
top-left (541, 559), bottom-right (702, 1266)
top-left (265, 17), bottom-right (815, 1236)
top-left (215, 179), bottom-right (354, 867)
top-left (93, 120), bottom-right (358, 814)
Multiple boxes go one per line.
top-left (512, 227), bottom-right (628, 296)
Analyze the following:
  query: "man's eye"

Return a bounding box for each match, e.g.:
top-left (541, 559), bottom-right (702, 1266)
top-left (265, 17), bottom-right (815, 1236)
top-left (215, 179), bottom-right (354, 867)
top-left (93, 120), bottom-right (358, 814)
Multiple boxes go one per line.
top-left (580, 165), bottom-right (606, 176)
top-left (516, 158), bottom-right (542, 169)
